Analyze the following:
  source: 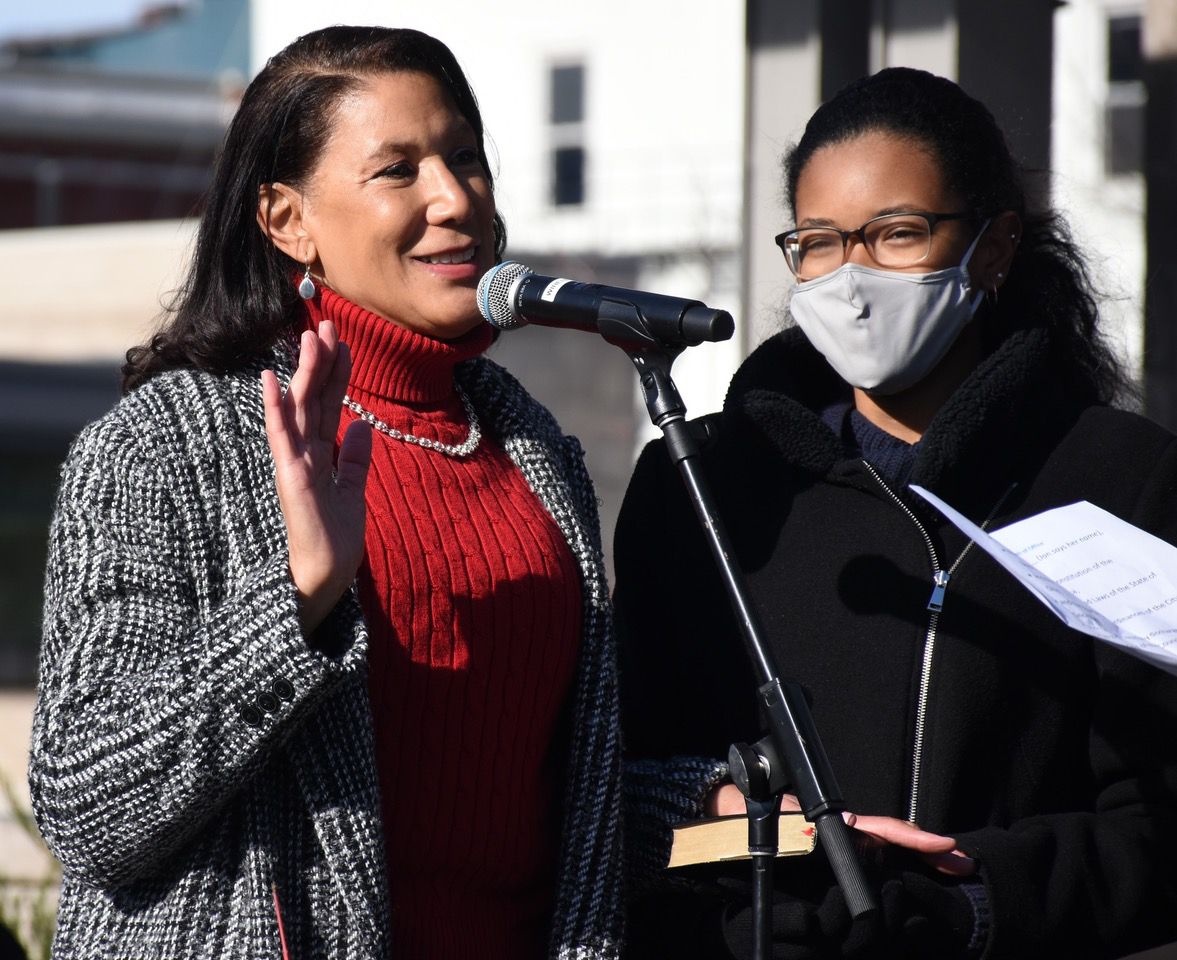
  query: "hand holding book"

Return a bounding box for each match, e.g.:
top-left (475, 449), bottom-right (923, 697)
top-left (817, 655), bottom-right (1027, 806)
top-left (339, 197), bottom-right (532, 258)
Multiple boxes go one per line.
top-left (673, 785), bottom-right (975, 876)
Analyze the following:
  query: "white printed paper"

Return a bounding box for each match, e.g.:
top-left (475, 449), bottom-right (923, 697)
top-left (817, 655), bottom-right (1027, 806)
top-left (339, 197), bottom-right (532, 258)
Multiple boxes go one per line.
top-left (909, 485), bottom-right (1177, 676)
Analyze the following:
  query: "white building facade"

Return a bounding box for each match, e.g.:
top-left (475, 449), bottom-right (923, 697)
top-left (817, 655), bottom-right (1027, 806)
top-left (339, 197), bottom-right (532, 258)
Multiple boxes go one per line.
top-left (1053, 0), bottom-right (1147, 380)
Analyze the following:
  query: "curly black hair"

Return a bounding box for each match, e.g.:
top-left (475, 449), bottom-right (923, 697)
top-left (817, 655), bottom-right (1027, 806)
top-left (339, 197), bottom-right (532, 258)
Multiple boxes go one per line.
top-left (783, 66), bottom-right (1133, 406)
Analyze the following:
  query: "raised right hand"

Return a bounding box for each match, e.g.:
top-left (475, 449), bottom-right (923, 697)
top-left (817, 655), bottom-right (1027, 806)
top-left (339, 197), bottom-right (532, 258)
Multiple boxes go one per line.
top-left (261, 320), bottom-right (372, 635)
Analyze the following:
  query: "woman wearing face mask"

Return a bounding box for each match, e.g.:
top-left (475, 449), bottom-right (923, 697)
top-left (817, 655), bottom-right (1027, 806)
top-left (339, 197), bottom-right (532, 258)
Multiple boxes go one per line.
top-left (29, 26), bottom-right (621, 960)
top-left (616, 67), bottom-right (1177, 959)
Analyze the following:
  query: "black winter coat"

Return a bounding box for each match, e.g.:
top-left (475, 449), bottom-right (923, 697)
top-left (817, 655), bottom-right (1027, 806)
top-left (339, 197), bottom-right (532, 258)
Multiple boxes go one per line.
top-left (615, 324), bottom-right (1177, 959)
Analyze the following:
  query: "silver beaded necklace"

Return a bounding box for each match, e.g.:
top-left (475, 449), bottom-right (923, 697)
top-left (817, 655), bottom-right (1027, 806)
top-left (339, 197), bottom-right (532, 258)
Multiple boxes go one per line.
top-left (342, 386), bottom-right (481, 458)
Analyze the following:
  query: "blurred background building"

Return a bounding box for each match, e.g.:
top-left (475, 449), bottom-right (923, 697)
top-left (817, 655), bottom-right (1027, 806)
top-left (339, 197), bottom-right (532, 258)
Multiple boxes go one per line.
top-left (1, 1), bottom-right (1174, 955)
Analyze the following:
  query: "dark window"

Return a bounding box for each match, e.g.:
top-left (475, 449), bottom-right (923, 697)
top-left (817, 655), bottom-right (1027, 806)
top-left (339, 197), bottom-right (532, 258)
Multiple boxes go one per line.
top-left (1105, 14), bottom-right (1145, 175)
top-left (1108, 15), bottom-right (1142, 84)
top-left (1105, 96), bottom-right (1145, 175)
top-left (553, 147), bottom-right (585, 206)
top-left (551, 65), bottom-right (584, 124)
top-left (549, 63), bottom-right (586, 207)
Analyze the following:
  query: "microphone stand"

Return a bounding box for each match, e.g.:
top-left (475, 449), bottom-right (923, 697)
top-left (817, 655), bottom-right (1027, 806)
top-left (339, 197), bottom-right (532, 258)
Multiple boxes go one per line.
top-left (594, 301), bottom-right (878, 959)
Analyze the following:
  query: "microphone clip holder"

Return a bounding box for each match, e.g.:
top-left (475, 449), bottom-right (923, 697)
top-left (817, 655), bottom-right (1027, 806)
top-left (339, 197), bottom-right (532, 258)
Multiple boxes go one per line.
top-left (596, 298), bottom-right (681, 354)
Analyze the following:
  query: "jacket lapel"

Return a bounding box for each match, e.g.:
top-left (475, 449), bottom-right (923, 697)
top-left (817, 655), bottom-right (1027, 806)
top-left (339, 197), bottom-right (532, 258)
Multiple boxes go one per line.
top-left (242, 346), bottom-right (390, 953)
top-left (287, 662), bottom-right (390, 957)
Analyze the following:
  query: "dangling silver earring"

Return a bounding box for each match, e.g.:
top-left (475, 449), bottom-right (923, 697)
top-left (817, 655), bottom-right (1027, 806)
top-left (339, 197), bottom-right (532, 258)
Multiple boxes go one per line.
top-left (990, 272), bottom-right (1003, 304)
top-left (298, 263), bottom-right (316, 300)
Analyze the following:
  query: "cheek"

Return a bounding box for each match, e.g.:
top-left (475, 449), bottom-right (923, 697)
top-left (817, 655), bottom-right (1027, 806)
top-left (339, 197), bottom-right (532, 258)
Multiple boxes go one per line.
top-left (472, 179), bottom-right (496, 218)
top-left (369, 201), bottom-right (423, 257)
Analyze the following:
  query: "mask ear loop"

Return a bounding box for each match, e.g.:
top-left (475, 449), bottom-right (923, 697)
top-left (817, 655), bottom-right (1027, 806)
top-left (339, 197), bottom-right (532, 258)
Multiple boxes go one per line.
top-left (960, 218), bottom-right (992, 312)
top-left (960, 218), bottom-right (993, 272)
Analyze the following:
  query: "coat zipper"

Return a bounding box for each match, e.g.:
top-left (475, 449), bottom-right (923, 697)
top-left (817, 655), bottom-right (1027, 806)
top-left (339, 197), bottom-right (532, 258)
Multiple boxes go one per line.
top-left (860, 462), bottom-right (1013, 824)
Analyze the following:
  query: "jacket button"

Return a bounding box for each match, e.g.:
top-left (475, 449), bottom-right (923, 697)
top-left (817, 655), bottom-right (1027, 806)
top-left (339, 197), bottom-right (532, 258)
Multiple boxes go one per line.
top-left (240, 704), bottom-right (263, 727)
top-left (257, 691), bottom-right (280, 713)
top-left (272, 677), bottom-right (295, 701)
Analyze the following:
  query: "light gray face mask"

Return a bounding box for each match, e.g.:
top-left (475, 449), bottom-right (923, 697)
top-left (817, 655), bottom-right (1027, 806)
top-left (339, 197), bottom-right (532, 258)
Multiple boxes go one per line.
top-left (789, 221), bottom-right (990, 396)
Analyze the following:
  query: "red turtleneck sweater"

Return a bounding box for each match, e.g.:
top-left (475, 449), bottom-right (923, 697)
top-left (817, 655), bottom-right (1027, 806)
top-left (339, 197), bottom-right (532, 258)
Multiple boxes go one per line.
top-left (305, 288), bottom-right (582, 959)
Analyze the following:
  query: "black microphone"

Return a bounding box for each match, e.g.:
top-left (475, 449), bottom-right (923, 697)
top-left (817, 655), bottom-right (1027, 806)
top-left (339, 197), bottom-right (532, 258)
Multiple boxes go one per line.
top-left (477, 260), bottom-right (734, 348)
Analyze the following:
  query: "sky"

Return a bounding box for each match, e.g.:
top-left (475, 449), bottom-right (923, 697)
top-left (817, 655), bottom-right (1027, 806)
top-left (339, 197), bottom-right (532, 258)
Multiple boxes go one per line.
top-left (0, 0), bottom-right (166, 43)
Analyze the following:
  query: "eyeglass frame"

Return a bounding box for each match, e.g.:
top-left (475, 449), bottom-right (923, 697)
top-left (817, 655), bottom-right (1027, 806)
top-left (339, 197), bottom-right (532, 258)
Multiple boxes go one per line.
top-left (773, 210), bottom-right (979, 280)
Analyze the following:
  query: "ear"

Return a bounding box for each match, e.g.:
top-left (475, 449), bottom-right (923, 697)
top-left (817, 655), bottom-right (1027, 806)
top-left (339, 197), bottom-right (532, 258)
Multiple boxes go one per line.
top-left (969, 211), bottom-right (1021, 294)
top-left (256, 182), bottom-right (316, 265)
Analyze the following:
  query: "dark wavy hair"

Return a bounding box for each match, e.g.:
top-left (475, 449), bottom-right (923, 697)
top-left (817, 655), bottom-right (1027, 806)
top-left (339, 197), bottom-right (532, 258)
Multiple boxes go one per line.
top-left (783, 66), bottom-right (1133, 406)
top-left (122, 25), bottom-right (507, 392)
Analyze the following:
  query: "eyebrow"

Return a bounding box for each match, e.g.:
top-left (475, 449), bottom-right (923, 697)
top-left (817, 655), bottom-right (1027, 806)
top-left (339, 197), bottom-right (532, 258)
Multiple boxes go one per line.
top-left (362, 120), bottom-right (476, 164)
top-left (798, 206), bottom-right (926, 228)
top-left (364, 140), bottom-right (419, 161)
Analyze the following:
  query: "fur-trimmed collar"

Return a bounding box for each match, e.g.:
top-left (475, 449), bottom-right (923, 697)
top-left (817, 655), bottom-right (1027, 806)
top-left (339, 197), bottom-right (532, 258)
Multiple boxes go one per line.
top-left (718, 324), bottom-right (1095, 514)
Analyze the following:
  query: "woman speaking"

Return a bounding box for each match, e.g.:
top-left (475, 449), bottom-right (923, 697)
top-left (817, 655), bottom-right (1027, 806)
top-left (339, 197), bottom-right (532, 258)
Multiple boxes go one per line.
top-left (30, 25), bottom-right (621, 960)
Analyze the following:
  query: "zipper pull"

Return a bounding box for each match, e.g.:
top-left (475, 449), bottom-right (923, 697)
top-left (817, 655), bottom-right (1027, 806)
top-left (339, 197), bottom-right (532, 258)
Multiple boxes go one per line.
top-left (927, 569), bottom-right (950, 612)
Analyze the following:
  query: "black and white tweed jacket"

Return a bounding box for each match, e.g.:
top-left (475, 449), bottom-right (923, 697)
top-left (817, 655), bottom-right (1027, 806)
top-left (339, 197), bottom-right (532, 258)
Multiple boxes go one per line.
top-left (30, 345), bottom-right (622, 959)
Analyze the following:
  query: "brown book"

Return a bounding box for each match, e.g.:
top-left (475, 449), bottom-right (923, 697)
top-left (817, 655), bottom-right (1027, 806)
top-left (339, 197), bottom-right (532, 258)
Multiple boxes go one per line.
top-left (668, 813), bottom-right (817, 869)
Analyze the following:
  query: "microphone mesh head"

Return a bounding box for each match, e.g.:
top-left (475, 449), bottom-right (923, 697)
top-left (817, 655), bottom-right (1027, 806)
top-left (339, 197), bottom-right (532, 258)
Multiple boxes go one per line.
top-left (477, 260), bottom-right (531, 329)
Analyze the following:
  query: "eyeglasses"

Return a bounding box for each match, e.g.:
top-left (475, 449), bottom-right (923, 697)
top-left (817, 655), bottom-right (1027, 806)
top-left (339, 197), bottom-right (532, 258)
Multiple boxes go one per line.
top-left (774, 211), bottom-right (976, 281)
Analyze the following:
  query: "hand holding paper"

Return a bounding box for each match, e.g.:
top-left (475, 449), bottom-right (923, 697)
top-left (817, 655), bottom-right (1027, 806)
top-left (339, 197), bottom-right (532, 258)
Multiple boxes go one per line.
top-left (910, 485), bottom-right (1177, 677)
